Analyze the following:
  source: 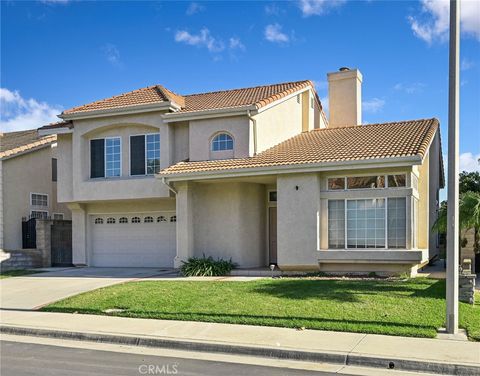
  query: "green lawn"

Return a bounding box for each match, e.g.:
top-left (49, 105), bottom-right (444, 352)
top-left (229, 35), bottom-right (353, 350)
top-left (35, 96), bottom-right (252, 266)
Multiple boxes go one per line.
top-left (43, 278), bottom-right (480, 341)
top-left (0, 269), bottom-right (41, 279)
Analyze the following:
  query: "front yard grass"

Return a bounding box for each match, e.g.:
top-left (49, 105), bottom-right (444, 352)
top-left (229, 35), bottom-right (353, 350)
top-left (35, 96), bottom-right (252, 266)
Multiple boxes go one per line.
top-left (43, 278), bottom-right (480, 341)
top-left (0, 269), bottom-right (41, 279)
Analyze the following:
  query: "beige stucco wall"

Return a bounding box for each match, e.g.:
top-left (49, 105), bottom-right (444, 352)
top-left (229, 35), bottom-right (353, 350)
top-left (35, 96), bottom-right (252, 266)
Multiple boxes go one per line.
top-left (327, 69), bottom-right (362, 127)
top-left (188, 116), bottom-right (250, 161)
top-left (417, 152), bottom-right (429, 250)
top-left (428, 132), bottom-right (442, 259)
top-left (57, 134), bottom-right (73, 203)
top-left (172, 121), bottom-right (189, 164)
top-left (254, 94), bottom-right (305, 154)
top-left (192, 182), bottom-right (266, 267)
top-left (2, 146), bottom-right (71, 250)
top-left (277, 173), bottom-right (321, 269)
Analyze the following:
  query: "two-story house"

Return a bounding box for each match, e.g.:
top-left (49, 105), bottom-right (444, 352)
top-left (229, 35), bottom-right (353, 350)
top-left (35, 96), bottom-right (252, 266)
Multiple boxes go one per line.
top-left (39, 68), bottom-right (443, 276)
top-left (1, 129), bottom-right (71, 251)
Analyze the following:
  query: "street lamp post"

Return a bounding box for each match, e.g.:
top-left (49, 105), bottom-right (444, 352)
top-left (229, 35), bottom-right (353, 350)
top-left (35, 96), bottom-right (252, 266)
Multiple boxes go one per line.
top-left (446, 0), bottom-right (460, 334)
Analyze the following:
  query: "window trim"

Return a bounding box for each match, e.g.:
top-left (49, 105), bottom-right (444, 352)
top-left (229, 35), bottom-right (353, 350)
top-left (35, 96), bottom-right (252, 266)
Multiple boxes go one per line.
top-left (211, 132), bottom-right (234, 152)
top-left (30, 210), bottom-right (49, 219)
top-left (90, 137), bottom-right (122, 179)
top-left (129, 133), bottom-right (161, 176)
top-left (327, 196), bottom-right (409, 250)
top-left (30, 192), bottom-right (49, 207)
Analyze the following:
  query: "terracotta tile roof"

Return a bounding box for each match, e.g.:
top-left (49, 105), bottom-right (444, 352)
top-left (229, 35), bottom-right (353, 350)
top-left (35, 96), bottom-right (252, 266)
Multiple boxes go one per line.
top-left (62, 80), bottom-right (316, 115)
top-left (160, 118), bottom-right (439, 177)
top-left (180, 80), bottom-right (315, 113)
top-left (0, 129), bottom-right (56, 159)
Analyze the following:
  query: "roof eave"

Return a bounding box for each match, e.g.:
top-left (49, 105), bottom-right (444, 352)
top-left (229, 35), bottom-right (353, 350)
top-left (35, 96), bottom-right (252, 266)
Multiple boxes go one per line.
top-left (60, 101), bottom-right (175, 121)
top-left (0, 141), bottom-right (55, 161)
top-left (162, 105), bottom-right (257, 123)
top-left (158, 155), bottom-right (423, 182)
top-left (38, 127), bottom-right (73, 136)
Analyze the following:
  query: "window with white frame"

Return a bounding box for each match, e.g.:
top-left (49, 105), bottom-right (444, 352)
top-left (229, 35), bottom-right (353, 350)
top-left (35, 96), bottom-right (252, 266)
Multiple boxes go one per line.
top-left (211, 133), bottom-right (233, 151)
top-left (31, 210), bottom-right (48, 219)
top-left (388, 197), bottom-right (407, 249)
top-left (31, 193), bottom-right (48, 207)
top-left (106, 217), bottom-right (116, 224)
top-left (130, 133), bottom-right (160, 176)
top-left (347, 199), bottom-right (385, 249)
top-left (327, 174), bottom-right (407, 191)
top-left (327, 197), bottom-right (408, 249)
top-left (132, 217), bottom-right (141, 223)
top-left (328, 200), bottom-right (345, 249)
top-left (144, 216), bottom-right (154, 223)
top-left (119, 217), bottom-right (128, 223)
top-left (105, 137), bottom-right (121, 177)
top-left (157, 216), bottom-right (166, 222)
top-left (94, 218), bottom-right (103, 224)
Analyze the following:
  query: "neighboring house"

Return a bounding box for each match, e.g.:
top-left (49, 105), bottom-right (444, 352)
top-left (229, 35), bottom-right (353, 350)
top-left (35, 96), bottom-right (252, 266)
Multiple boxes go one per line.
top-left (39, 67), bottom-right (444, 276)
top-left (0, 129), bottom-right (71, 250)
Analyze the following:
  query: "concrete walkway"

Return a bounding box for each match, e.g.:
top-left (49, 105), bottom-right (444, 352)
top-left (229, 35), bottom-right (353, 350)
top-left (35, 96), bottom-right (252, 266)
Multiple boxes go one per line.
top-left (0, 267), bottom-right (173, 310)
top-left (1, 310), bottom-right (478, 375)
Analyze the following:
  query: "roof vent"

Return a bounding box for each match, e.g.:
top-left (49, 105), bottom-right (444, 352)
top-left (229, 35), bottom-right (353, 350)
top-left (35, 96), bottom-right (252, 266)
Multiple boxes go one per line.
top-left (339, 67), bottom-right (350, 72)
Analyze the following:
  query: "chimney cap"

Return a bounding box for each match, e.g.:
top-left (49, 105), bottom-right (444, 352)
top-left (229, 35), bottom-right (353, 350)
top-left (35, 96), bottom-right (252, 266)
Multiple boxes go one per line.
top-left (339, 67), bottom-right (350, 72)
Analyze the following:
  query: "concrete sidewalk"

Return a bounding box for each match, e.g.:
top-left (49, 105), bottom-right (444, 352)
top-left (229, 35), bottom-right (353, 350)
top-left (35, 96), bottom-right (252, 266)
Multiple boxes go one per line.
top-left (1, 310), bottom-right (479, 375)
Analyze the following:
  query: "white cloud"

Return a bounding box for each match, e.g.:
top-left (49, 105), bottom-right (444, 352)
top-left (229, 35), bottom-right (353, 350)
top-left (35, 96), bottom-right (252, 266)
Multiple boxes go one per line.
top-left (363, 98), bottom-right (385, 113)
top-left (174, 28), bottom-right (225, 52)
top-left (298, 0), bottom-right (346, 17)
top-left (0, 88), bottom-right (62, 132)
top-left (461, 57), bottom-right (474, 71)
top-left (229, 37), bottom-right (245, 51)
top-left (264, 23), bottom-right (289, 43)
top-left (186, 2), bottom-right (204, 16)
top-left (460, 152), bottom-right (480, 172)
top-left (408, 0), bottom-right (480, 44)
top-left (101, 43), bottom-right (122, 67)
top-left (393, 82), bottom-right (426, 94)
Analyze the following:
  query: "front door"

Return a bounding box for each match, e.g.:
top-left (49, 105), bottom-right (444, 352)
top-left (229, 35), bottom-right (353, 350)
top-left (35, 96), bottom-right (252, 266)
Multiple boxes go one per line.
top-left (269, 207), bottom-right (277, 264)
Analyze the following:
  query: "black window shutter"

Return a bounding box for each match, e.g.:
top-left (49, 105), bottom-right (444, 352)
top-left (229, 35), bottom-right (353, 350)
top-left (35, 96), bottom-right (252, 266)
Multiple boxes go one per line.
top-left (130, 135), bottom-right (145, 175)
top-left (52, 158), bottom-right (57, 182)
top-left (90, 139), bottom-right (105, 178)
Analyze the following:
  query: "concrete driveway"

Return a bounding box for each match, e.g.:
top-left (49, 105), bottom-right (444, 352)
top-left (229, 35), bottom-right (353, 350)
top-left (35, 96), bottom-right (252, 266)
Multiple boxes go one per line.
top-left (0, 267), bottom-right (175, 310)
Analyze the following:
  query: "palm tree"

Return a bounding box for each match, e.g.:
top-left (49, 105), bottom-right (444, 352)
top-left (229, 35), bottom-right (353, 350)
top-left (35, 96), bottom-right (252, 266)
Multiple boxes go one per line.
top-left (433, 191), bottom-right (480, 254)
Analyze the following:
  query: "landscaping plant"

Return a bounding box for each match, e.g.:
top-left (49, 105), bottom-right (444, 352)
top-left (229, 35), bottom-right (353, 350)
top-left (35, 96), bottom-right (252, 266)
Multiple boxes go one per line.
top-left (180, 255), bottom-right (236, 276)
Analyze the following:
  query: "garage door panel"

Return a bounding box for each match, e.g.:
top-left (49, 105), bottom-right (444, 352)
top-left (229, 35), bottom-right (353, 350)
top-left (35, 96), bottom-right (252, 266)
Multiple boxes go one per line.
top-left (90, 213), bottom-right (176, 267)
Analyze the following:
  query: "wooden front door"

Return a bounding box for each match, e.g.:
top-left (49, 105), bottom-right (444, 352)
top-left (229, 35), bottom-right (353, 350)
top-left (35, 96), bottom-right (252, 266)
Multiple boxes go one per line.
top-left (269, 207), bottom-right (277, 264)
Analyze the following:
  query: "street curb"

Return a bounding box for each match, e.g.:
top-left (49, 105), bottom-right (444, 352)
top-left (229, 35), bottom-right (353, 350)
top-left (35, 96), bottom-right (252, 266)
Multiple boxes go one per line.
top-left (1, 325), bottom-right (478, 376)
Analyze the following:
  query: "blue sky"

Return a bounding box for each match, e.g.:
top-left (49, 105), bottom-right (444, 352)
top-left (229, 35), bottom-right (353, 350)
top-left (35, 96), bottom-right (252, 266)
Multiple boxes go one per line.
top-left (1, 0), bottom-right (479, 176)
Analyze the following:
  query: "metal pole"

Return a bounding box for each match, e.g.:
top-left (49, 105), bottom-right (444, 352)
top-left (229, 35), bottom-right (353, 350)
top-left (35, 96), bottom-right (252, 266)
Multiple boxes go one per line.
top-left (446, 0), bottom-right (460, 334)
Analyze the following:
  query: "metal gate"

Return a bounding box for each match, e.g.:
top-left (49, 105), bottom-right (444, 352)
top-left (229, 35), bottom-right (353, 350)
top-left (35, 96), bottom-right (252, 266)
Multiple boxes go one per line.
top-left (51, 220), bottom-right (72, 266)
top-left (22, 218), bottom-right (36, 249)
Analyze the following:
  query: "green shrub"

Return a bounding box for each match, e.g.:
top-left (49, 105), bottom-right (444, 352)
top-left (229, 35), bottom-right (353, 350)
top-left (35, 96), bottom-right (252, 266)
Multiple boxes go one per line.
top-left (180, 255), bottom-right (236, 276)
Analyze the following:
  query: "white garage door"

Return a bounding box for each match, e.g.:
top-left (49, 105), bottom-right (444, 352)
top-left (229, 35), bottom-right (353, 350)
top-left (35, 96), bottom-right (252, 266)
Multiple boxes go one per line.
top-left (90, 213), bottom-right (176, 267)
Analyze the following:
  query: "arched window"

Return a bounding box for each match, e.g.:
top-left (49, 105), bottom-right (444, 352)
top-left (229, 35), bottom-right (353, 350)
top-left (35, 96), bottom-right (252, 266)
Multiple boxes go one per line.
top-left (106, 217), bottom-right (116, 224)
top-left (94, 218), bottom-right (103, 224)
top-left (144, 216), bottom-right (154, 223)
top-left (119, 217), bottom-right (128, 223)
top-left (211, 133), bottom-right (233, 151)
top-left (157, 216), bottom-right (166, 222)
top-left (170, 215), bottom-right (177, 223)
top-left (132, 217), bottom-right (141, 223)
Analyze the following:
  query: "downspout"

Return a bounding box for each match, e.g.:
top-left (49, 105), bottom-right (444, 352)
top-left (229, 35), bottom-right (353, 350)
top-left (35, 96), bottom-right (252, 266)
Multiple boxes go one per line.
top-left (162, 177), bottom-right (177, 195)
top-left (248, 110), bottom-right (258, 156)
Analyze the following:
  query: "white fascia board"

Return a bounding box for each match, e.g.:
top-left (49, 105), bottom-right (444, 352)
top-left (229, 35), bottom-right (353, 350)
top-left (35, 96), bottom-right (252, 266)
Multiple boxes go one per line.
top-left (38, 127), bottom-right (73, 137)
top-left (60, 102), bottom-right (174, 121)
top-left (160, 156), bottom-right (422, 182)
top-left (162, 106), bottom-right (256, 123)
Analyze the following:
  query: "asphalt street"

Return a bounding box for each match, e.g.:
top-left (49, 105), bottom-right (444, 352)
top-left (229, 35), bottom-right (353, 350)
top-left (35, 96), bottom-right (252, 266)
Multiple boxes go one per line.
top-left (0, 340), bottom-right (336, 376)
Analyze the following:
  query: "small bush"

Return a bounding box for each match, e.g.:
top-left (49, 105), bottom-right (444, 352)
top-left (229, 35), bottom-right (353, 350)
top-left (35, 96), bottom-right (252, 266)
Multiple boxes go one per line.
top-left (180, 255), bottom-right (236, 276)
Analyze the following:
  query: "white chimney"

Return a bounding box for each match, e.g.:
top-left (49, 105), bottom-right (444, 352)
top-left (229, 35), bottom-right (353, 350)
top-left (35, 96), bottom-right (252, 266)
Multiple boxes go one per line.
top-left (327, 67), bottom-right (362, 127)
